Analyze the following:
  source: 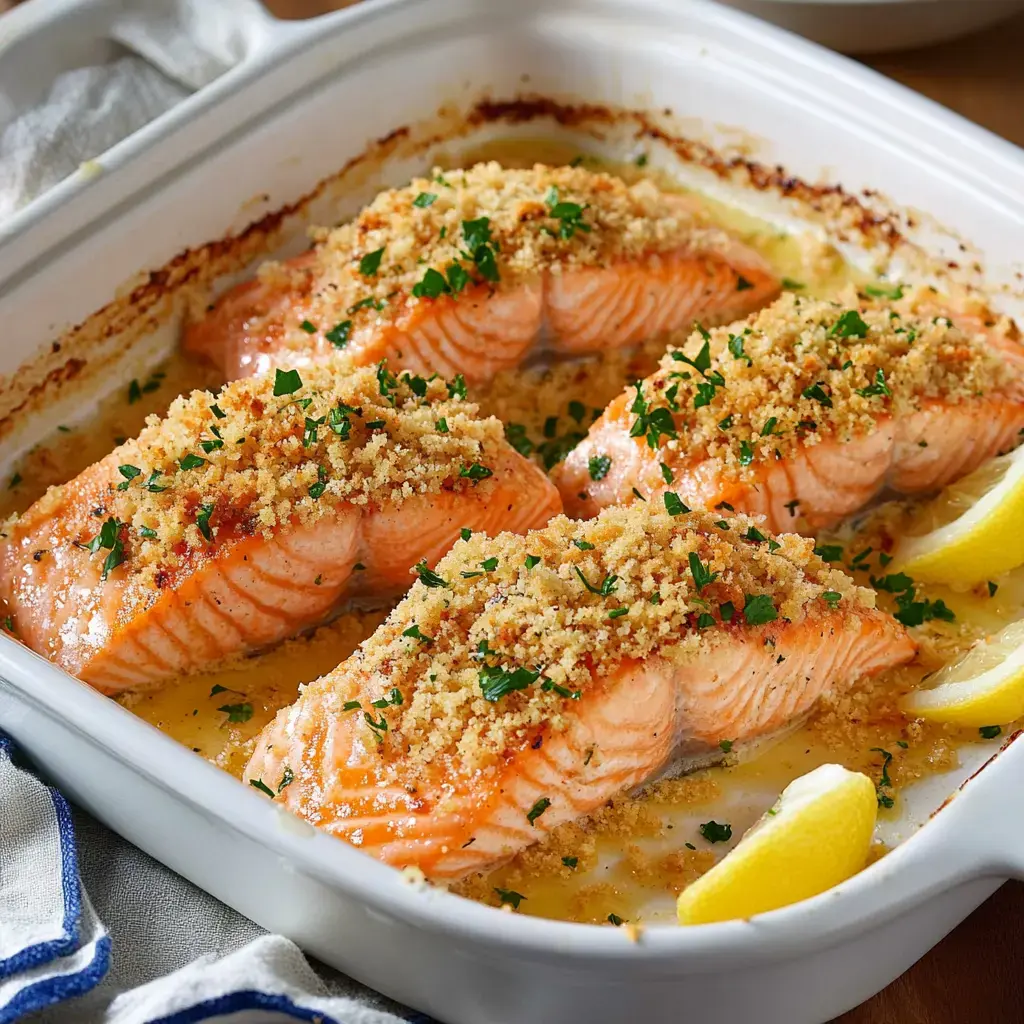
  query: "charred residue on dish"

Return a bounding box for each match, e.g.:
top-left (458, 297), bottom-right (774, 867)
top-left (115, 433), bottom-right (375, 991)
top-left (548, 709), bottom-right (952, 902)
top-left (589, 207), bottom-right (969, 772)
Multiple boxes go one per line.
top-left (2, 89), bottom-right (979, 447)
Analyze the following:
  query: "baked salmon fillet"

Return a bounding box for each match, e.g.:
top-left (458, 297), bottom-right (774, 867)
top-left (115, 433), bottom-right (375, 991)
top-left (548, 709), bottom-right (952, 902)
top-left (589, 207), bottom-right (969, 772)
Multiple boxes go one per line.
top-left (184, 162), bottom-right (779, 383)
top-left (0, 361), bottom-right (560, 694)
top-left (244, 503), bottom-right (914, 880)
top-left (554, 289), bottom-right (1024, 533)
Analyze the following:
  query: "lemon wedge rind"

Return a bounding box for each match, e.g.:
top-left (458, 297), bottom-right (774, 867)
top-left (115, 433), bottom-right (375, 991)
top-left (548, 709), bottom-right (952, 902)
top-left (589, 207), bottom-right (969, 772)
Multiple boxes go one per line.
top-left (900, 618), bottom-right (1024, 726)
top-left (894, 446), bottom-right (1024, 585)
top-left (676, 763), bottom-right (877, 926)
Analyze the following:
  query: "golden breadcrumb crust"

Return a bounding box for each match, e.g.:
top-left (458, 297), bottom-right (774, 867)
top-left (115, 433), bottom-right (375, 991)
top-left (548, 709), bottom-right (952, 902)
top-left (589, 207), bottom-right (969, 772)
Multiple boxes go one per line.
top-left (634, 288), bottom-right (1016, 477)
top-left (330, 503), bottom-right (873, 771)
top-left (14, 360), bottom-right (505, 584)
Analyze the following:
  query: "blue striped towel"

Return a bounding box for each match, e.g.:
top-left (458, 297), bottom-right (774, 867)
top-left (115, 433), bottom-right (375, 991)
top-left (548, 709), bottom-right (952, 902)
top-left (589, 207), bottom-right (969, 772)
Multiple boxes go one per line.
top-left (0, 733), bottom-right (426, 1023)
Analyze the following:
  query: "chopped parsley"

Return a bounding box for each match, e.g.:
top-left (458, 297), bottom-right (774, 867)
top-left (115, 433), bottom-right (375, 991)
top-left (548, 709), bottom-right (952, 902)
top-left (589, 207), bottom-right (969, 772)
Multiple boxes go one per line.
top-left (448, 374), bottom-right (467, 400)
top-left (358, 247), bottom-right (385, 275)
top-left (871, 747), bottom-right (895, 808)
top-left (664, 492), bottom-right (689, 517)
top-left (116, 464), bottom-right (142, 490)
top-left (738, 440), bottom-right (754, 466)
top-left (573, 539), bottom-right (595, 550)
top-left (308, 465), bottom-right (328, 499)
top-left (525, 554), bottom-right (541, 570)
top-left (402, 624), bottom-right (433, 645)
top-left (249, 778), bottom-right (275, 798)
top-left (479, 664), bottom-right (540, 702)
top-left (688, 552), bottom-right (718, 592)
top-left (413, 560), bottom-right (449, 588)
top-left (829, 310), bottom-right (870, 339)
top-left (574, 567), bottom-right (619, 597)
top-left (277, 767), bottom-right (295, 793)
top-left (195, 502), bottom-right (215, 541)
top-left (822, 590), bottom-right (842, 606)
top-left (178, 453), bottom-right (206, 471)
top-left (988, 581), bottom-right (999, 597)
top-left (494, 888), bottom-right (525, 909)
top-left (545, 186), bottom-right (591, 240)
top-left (299, 319), bottom-right (317, 334)
top-left (979, 725), bottom-right (1002, 739)
top-left (412, 267), bottom-right (449, 299)
top-left (736, 275), bottom-right (754, 291)
top-left (607, 914), bottom-right (625, 927)
top-left (801, 382), bottom-right (833, 407)
top-left (660, 462), bottom-right (674, 484)
top-left (814, 544), bottom-right (843, 562)
top-left (436, 417), bottom-right (449, 433)
top-left (218, 702), bottom-right (253, 723)
top-left (526, 796), bottom-right (551, 825)
top-left (719, 739), bottom-right (733, 753)
top-left (588, 454), bottom-right (612, 481)
top-left (781, 277), bottom-right (804, 290)
top-left (371, 688), bottom-right (404, 709)
top-left (629, 382), bottom-right (677, 449)
top-left (459, 462), bottom-right (493, 482)
top-left (462, 217), bottom-right (500, 282)
top-left (864, 282), bottom-right (903, 300)
top-left (413, 191), bottom-right (437, 208)
top-left (742, 593), bottom-right (777, 625)
top-left (84, 517), bottom-right (126, 581)
top-left (727, 333), bottom-right (751, 366)
top-left (699, 820), bottom-right (732, 843)
top-left (608, 606), bottom-right (629, 619)
top-left (273, 368), bottom-right (302, 396)
top-left (562, 856), bottom-right (578, 868)
top-left (326, 320), bottom-right (352, 348)
top-left (855, 368), bottom-right (891, 399)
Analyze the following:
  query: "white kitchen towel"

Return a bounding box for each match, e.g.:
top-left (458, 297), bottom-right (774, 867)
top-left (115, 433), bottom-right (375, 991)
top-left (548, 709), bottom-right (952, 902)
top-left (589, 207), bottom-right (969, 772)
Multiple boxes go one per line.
top-left (0, 735), bottom-right (110, 1023)
top-left (0, 732), bottom-right (419, 1024)
top-left (0, 0), bottom-right (266, 219)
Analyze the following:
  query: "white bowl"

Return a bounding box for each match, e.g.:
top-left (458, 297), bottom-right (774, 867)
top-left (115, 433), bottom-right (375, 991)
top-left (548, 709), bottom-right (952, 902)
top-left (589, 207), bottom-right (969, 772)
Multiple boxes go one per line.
top-left (715, 0), bottom-right (1024, 53)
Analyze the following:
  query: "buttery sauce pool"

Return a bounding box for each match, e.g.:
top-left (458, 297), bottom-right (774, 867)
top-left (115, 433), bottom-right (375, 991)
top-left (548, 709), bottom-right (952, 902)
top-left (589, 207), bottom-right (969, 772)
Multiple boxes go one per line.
top-left (2, 140), bottom-right (1016, 925)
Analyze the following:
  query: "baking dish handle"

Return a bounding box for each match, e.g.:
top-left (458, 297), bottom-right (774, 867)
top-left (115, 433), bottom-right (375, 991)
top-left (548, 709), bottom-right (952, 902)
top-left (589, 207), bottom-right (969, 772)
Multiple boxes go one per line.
top-left (946, 733), bottom-right (1024, 883)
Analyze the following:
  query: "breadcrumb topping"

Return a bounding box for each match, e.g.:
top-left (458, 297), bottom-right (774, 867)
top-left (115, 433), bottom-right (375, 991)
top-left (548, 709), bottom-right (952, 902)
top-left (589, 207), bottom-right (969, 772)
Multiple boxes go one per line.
top-left (339, 503), bottom-right (871, 772)
top-left (634, 288), bottom-right (1017, 477)
top-left (30, 360), bottom-right (505, 584)
top-left (252, 162), bottom-right (733, 359)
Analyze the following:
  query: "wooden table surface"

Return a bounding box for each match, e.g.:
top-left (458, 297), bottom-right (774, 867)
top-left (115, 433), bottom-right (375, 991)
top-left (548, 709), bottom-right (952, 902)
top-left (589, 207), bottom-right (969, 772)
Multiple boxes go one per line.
top-left (4, 0), bottom-right (1023, 1020)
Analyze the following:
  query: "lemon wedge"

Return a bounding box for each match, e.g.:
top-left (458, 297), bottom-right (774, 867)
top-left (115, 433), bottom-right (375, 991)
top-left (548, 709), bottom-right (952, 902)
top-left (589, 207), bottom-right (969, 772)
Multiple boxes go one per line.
top-left (900, 618), bottom-right (1024, 726)
top-left (893, 445), bottom-right (1024, 585)
top-left (676, 764), bottom-right (876, 925)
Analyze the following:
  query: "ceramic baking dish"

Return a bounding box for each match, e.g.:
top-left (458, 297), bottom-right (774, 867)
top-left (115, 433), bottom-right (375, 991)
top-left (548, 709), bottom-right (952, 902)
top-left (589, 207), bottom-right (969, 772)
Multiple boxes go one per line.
top-left (1, 1), bottom-right (1024, 1021)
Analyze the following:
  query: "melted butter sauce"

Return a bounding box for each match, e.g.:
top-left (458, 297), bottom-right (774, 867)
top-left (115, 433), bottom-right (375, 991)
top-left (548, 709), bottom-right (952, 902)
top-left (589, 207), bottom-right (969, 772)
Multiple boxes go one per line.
top-left (3, 137), bottom-right (1019, 927)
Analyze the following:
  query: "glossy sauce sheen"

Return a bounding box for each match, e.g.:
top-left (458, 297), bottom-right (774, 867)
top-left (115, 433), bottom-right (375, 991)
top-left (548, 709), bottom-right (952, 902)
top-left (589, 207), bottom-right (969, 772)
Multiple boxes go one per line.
top-left (2, 139), bottom-right (1019, 924)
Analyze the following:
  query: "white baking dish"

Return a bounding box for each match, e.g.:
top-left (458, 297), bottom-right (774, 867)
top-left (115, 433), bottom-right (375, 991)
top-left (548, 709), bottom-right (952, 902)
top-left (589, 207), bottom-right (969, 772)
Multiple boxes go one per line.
top-left (1, 1), bottom-right (1024, 1021)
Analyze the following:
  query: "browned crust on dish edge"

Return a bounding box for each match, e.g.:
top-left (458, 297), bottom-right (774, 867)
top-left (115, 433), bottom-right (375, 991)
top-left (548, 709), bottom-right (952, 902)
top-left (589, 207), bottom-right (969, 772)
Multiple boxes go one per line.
top-left (0, 91), bottom-right (988, 446)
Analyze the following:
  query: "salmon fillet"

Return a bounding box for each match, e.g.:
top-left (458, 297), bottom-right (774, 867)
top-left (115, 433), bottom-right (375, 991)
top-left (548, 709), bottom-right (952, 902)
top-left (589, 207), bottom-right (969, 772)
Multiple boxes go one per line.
top-left (184, 163), bottom-right (779, 384)
top-left (244, 504), bottom-right (914, 880)
top-left (0, 361), bottom-right (560, 694)
top-left (554, 290), bottom-right (1024, 533)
